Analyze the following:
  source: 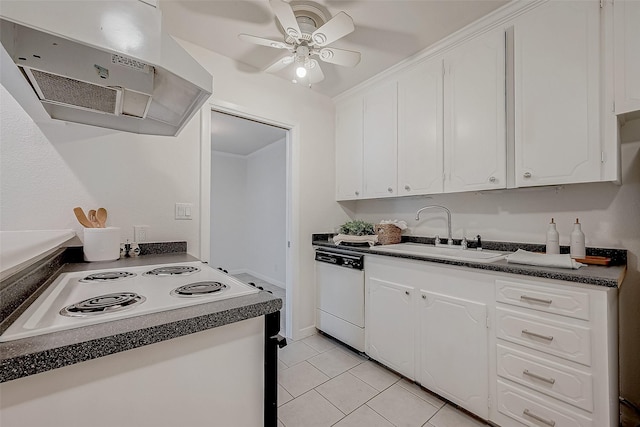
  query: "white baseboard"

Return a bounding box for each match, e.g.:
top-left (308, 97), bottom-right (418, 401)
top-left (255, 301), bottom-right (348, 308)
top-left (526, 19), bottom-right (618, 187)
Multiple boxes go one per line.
top-left (292, 325), bottom-right (318, 341)
top-left (242, 269), bottom-right (285, 289)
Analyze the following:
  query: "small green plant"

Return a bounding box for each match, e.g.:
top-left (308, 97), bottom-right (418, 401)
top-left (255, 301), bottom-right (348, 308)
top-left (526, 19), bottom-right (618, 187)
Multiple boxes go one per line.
top-left (339, 220), bottom-right (375, 236)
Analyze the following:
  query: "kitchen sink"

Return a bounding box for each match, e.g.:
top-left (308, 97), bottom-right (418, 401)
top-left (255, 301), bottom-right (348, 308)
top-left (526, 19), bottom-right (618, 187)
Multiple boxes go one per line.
top-left (372, 243), bottom-right (508, 263)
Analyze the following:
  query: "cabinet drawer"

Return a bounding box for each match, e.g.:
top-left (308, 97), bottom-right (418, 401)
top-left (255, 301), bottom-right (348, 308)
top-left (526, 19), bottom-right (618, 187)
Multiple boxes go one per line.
top-left (496, 307), bottom-right (591, 366)
top-left (496, 280), bottom-right (590, 321)
top-left (497, 380), bottom-right (593, 427)
top-left (497, 344), bottom-right (593, 412)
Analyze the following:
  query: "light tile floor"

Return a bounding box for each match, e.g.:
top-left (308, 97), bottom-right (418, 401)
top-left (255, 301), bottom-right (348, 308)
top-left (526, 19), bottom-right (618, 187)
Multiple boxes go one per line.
top-left (232, 273), bottom-right (286, 334)
top-left (277, 333), bottom-right (489, 427)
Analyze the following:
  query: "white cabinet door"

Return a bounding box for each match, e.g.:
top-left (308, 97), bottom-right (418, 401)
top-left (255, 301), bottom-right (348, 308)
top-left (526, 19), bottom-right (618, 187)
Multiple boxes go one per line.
top-left (367, 277), bottom-right (415, 379)
top-left (514, 0), bottom-right (602, 187)
top-left (444, 29), bottom-right (506, 193)
top-left (615, 0), bottom-right (640, 114)
top-left (363, 81), bottom-right (398, 198)
top-left (397, 58), bottom-right (444, 196)
top-left (335, 96), bottom-right (363, 200)
top-left (419, 291), bottom-right (489, 418)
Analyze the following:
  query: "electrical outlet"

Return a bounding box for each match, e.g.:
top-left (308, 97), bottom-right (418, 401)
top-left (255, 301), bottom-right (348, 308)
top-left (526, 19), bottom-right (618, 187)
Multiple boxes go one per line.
top-left (175, 203), bottom-right (193, 220)
top-left (134, 225), bottom-right (149, 242)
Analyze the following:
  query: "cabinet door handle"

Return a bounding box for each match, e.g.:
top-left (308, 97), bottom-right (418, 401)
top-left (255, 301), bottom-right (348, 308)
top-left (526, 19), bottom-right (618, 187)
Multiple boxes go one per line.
top-left (522, 329), bottom-right (554, 342)
top-left (523, 369), bottom-right (556, 384)
top-left (387, 187), bottom-right (393, 193)
top-left (405, 291), bottom-right (410, 295)
top-left (523, 408), bottom-right (556, 426)
top-left (404, 185), bottom-right (411, 191)
top-left (355, 191), bottom-right (360, 196)
top-left (422, 294), bottom-right (426, 299)
top-left (520, 295), bottom-right (552, 305)
top-left (489, 176), bottom-right (496, 183)
top-left (523, 172), bottom-right (532, 178)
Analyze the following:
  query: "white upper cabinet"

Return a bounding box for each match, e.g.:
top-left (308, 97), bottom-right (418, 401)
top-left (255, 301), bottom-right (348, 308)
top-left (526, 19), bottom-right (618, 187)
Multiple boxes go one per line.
top-left (513, 0), bottom-right (602, 187)
top-left (614, 0), bottom-right (640, 115)
top-left (397, 57), bottom-right (444, 196)
top-left (363, 81), bottom-right (398, 198)
top-left (444, 29), bottom-right (506, 192)
top-left (335, 96), bottom-right (363, 200)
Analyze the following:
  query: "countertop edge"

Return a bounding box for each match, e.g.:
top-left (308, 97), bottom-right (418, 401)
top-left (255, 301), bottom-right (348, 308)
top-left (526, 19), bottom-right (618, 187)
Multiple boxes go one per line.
top-left (312, 241), bottom-right (625, 288)
top-left (0, 291), bottom-right (282, 383)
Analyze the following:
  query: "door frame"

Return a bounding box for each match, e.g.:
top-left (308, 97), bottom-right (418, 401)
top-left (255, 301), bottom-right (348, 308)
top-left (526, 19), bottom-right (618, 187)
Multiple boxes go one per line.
top-left (200, 100), bottom-right (296, 337)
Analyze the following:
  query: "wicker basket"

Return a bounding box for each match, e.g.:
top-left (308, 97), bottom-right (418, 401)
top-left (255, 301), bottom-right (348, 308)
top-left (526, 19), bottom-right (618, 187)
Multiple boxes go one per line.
top-left (375, 223), bottom-right (402, 245)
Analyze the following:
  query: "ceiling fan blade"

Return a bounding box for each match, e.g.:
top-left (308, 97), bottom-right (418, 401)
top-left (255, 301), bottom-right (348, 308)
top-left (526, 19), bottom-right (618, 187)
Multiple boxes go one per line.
top-left (311, 12), bottom-right (355, 46)
top-left (317, 47), bottom-right (361, 67)
top-left (307, 59), bottom-right (325, 84)
top-left (238, 34), bottom-right (289, 50)
top-left (264, 55), bottom-right (294, 74)
top-left (269, 0), bottom-right (302, 42)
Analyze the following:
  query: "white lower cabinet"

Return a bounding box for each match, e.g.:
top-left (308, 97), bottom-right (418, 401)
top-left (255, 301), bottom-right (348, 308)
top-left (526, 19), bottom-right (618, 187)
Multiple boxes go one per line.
top-left (364, 255), bottom-right (618, 427)
top-left (365, 256), bottom-right (492, 417)
top-left (367, 276), bottom-right (415, 379)
top-left (492, 277), bottom-right (617, 427)
top-left (419, 291), bottom-right (489, 418)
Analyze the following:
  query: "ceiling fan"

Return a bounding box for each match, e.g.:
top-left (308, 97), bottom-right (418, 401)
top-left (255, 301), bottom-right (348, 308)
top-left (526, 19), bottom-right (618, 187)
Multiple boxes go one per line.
top-left (239, 0), bottom-right (361, 85)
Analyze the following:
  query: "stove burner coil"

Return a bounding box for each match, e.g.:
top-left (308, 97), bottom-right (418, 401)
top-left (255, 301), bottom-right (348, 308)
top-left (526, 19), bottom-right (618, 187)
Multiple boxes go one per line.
top-left (60, 292), bottom-right (146, 317)
top-left (80, 271), bottom-right (136, 283)
top-left (144, 266), bottom-right (200, 276)
top-left (171, 281), bottom-right (228, 297)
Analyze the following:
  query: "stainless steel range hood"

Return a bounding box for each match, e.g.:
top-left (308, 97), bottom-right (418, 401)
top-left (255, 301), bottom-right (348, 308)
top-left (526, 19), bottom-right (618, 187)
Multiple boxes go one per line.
top-left (0, 1), bottom-right (212, 136)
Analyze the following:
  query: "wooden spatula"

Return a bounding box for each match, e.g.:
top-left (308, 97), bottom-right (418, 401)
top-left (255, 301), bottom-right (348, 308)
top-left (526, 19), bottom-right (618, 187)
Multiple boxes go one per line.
top-left (96, 208), bottom-right (107, 228)
top-left (73, 207), bottom-right (94, 228)
top-left (88, 210), bottom-right (100, 228)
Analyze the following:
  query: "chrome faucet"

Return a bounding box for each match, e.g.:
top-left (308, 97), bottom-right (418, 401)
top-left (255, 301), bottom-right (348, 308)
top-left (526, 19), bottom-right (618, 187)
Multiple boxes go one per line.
top-left (415, 205), bottom-right (453, 246)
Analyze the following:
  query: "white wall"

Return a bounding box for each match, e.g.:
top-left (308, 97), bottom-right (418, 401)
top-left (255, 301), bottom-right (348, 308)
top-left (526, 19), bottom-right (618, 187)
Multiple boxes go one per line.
top-left (210, 151), bottom-right (247, 273)
top-left (210, 139), bottom-right (287, 288)
top-left (244, 139), bottom-right (287, 287)
top-left (177, 38), bottom-right (348, 339)
top-left (0, 85), bottom-right (202, 251)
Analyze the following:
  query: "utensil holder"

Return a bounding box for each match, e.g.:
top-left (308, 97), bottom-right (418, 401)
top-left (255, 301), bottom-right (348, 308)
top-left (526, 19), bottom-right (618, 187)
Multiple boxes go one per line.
top-left (83, 227), bottom-right (121, 261)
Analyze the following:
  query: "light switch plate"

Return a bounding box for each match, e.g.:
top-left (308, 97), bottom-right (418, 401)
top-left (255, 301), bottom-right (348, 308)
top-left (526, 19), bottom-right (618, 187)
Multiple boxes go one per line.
top-left (175, 203), bottom-right (193, 220)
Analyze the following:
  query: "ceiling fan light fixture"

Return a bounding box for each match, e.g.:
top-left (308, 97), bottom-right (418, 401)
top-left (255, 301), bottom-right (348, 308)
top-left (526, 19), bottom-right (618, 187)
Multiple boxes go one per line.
top-left (296, 65), bottom-right (307, 78)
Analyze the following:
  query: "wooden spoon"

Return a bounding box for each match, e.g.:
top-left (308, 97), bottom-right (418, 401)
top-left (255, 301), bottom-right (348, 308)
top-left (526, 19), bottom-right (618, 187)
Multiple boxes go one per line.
top-left (96, 208), bottom-right (107, 228)
top-left (88, 210), bottom-right (100, 228)
top-left (73, 207), bottom-right (94, 228)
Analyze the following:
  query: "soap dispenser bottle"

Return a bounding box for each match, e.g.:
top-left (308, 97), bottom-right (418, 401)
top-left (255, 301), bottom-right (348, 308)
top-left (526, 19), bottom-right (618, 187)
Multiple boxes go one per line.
top-left (570, 218), bottom-right (586, 259)
top-left (546, 218), bottom-right (560, 254)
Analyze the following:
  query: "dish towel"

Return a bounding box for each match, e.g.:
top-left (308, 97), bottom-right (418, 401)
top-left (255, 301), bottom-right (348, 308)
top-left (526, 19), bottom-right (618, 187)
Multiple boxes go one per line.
top-left (506, 249), bottom-right (585, 269)
top-left (333, 234), bottom-right (379, 247)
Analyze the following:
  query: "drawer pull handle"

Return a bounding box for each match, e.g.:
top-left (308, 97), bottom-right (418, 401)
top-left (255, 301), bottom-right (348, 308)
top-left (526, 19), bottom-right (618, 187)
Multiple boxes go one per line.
top-left (523, 408), bottom-right (556, 426)
top-left (520, 295), bottom-right (552, 305)
top-left (405, 291), bottom-right (410, 295)
top-left (523, 369), bottom-right (556, 384)
top-left (522, 329), bottom-right (554, 341)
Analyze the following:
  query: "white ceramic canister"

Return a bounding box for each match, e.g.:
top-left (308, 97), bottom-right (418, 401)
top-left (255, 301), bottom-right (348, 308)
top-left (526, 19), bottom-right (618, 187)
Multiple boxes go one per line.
top-left (83, 227), bottom-right (121, 261)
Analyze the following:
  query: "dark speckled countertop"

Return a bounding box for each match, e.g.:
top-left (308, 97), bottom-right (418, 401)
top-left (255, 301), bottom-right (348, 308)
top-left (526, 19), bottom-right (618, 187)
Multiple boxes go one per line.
top-left (0, 252), bottom-right (282, 383)
top-left (312, 236), bottom-right (627, 288)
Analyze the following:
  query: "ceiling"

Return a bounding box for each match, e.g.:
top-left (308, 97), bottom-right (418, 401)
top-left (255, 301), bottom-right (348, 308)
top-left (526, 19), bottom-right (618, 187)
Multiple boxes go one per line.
top-left (211, 111), bottom-right (287, 155)
top-left (159, 0), bottom-right (508, 98)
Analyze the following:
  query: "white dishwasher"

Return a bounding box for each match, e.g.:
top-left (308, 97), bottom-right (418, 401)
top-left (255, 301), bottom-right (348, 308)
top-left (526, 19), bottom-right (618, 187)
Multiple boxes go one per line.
top-left (315, 248), bottom-right (365, 351)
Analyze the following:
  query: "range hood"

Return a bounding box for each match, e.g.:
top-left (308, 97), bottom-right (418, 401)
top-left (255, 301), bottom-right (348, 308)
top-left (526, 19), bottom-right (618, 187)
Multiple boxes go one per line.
top-left (0, 1), bottom-right (212, 136)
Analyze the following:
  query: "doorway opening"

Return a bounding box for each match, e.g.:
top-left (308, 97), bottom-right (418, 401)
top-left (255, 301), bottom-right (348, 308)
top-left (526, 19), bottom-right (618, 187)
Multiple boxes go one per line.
top-left (207, 110), bottom-right (290, 336)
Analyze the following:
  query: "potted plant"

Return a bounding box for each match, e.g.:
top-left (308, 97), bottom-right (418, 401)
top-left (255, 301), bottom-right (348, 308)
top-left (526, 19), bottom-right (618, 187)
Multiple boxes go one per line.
top-left (334, 220), bottom-right (378, 246)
